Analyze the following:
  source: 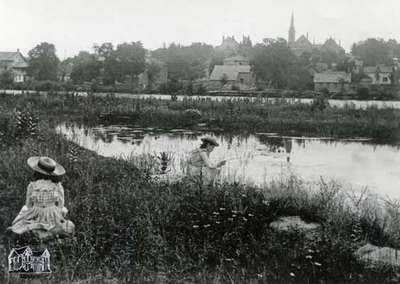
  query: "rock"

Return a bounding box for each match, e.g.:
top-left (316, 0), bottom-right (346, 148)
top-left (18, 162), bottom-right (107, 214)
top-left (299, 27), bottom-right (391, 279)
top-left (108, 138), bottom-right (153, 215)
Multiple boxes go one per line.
top-left (269, 216), bottom-right (321, 238)
top-left (355, 243), bottom-right (400, 267)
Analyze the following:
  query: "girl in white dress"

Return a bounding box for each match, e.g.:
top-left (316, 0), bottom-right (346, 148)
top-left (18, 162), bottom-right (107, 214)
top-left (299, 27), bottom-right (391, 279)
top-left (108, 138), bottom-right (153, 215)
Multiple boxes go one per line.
top-left (186, 137), bottom-right (226, 185)
top-left (9, 156), bottom-right (75, 240)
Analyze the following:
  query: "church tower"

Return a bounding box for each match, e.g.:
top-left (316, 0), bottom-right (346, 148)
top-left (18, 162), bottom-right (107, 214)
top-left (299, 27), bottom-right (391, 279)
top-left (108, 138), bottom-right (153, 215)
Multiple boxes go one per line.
top-left (288, 12), bottom-right (295, 47)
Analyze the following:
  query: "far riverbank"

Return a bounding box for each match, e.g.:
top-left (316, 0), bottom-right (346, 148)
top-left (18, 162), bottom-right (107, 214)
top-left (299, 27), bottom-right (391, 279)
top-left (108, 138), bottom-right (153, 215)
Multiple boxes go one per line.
top-left (2, 89), bottom-right (400, 110)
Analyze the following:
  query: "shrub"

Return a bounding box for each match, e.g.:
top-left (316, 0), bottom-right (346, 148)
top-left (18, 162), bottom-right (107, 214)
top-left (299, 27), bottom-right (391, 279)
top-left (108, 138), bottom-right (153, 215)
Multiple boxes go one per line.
top-left (356, 87), bottom-right (370, 99)
top-left (311, 94), bottom-right (329, 112)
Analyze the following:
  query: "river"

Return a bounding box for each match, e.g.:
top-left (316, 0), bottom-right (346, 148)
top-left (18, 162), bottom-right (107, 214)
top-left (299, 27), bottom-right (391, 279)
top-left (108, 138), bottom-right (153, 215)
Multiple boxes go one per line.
top-left (57, 123), bottom-right (400, 199)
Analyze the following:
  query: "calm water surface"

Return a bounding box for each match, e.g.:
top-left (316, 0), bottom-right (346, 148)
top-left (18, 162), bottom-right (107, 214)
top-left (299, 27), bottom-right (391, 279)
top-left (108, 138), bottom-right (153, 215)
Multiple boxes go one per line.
top-left (57, 123), bottom-right (400, 199)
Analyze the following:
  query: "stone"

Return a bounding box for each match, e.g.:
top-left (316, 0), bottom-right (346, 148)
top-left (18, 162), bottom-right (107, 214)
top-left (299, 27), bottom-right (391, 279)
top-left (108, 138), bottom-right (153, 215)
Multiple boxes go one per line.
top-left (269, 216), bottom-right (321, 237)
top-left (355, 243), bottom-right (400, 267)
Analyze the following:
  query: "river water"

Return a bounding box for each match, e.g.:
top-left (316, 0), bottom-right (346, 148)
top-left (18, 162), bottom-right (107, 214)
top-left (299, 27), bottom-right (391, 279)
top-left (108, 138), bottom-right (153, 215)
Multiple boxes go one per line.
top-left (57, 123), bottom-right (400, 199)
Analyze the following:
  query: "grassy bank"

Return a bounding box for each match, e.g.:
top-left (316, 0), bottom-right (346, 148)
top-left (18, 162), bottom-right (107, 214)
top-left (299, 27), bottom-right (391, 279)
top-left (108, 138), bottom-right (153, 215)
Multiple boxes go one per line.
top-left (1, 92), bottom-right (400, 143)
top-left (0, 102), bottom-right (400, 282)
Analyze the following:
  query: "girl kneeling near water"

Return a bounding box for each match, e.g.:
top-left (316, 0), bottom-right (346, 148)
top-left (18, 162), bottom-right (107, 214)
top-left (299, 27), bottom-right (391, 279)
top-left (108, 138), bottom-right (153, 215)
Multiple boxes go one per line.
top-left (186, 137), bottom-right (226, 185)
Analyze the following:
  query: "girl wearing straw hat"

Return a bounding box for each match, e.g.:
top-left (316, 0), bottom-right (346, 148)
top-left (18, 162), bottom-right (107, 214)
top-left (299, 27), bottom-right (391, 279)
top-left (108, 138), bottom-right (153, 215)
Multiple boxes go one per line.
top-left (186, 137), bottom-right (226, 184)
top-left (8, 156), bottom-right (75, 240)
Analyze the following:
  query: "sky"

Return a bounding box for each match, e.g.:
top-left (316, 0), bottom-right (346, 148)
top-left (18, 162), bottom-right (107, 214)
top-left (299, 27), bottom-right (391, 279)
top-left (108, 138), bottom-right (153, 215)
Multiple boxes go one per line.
top-left (1, 0), bottom-right (400, 59)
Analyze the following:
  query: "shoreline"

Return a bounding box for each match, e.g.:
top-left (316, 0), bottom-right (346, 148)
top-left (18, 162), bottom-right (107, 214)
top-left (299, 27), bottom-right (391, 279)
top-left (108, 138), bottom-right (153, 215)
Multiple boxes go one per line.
top-left (2, 88), bottom-right (400, 103)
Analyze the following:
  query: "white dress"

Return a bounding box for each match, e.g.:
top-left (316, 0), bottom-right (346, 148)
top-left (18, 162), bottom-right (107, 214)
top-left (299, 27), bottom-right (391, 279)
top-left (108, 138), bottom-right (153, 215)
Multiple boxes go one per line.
top-left (9, 179), bottom-right (75, 239)
top-left (186, 148), bottom-right (220, 184)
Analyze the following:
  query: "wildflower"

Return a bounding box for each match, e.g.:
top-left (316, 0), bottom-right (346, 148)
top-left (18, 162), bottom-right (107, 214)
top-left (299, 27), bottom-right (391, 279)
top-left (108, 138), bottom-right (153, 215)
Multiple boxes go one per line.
top-left (314, 262), bottom-right (322, 266)
top-left (215, 221), bottom-right (221, 224)
top-left (204, 224), bottom-right (211, 228)
top-left (257, 274), bottom-right (263, 278)
top-left (290, 272), bottom-right (295, 277)
top-left (192, 225), bottom-right (199, 229)
top-left (307, 249), bottom-right (314, 253)
top-left (242, 217), bottom-right (248, 222)
top-left (248, 213), bottom-right (254, 217)
top-left (305, 255), bottom-right (313, 259)
top-left (219, 207), bottom-right (226, 211)
top-left (232, 214), bottom-right (236, 218)
top-left (225, 258), bottom-right (233, 262)
top-left (212, 212), bottom-right (220, 215)
top-left (242, 194), bottom-right (247, 198)
top-left (232, 210), bottom-right (238, 214)
top-left (262, 200), bottom-right (270, 206)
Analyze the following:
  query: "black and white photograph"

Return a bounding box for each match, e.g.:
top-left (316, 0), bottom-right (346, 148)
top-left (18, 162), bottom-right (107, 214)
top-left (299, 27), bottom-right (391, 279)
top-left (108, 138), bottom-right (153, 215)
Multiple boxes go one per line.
top-left (1, 0), bottom-right (400, 283)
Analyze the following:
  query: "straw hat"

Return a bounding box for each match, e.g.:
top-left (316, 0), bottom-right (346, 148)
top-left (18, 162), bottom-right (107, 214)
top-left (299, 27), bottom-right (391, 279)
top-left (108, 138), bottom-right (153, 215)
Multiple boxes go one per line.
top-left (201, 137), bottom-right (219, 146)
top-left (27, 156), bottom-right (66, 176)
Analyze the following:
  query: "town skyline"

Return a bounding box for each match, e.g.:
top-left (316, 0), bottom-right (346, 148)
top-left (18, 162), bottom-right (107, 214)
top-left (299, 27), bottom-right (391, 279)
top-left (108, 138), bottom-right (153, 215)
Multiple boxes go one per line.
top-left (1, 0), bottom-right (400, 59)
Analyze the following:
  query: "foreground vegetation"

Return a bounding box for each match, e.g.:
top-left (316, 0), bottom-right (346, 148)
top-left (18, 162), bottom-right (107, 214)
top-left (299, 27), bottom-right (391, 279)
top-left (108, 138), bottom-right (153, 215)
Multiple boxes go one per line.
top-left (0, 124), bottom-right (400, 283)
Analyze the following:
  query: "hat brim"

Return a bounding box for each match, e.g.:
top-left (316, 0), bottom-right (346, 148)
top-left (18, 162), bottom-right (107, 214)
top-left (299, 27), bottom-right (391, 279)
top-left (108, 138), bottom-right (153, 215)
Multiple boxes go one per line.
top-left (201, 138), bottom-right (219, 146)
top-left (27, 157), bottom-right (66, 176)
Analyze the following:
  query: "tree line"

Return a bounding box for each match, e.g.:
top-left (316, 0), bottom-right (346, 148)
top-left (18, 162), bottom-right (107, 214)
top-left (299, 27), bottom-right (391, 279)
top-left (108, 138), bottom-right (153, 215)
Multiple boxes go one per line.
top-left (2, 37), bottom-right (400, 92)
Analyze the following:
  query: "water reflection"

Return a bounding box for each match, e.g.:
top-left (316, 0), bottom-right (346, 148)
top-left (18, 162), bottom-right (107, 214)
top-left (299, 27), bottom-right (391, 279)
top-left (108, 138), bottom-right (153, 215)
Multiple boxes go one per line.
top-left (57, 123), bottom-right (400, 199)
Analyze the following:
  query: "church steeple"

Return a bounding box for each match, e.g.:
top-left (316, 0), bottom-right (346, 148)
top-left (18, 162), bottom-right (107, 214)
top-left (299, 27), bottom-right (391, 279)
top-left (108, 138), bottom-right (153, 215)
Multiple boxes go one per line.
top-left (288, 12), bottom-right (295, 47)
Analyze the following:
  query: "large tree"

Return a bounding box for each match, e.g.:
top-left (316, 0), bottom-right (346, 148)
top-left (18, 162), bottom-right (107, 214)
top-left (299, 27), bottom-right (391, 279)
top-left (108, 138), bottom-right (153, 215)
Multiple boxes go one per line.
top-left (114, 41), bottom-right (146, 83)
top-left (28, 42), bottom-right (60, 81)
top-left (252, 38), bottom-right (295, 88)
top-left (94, 42), bottom-right (120, 85)
top-left (351, 38), bottom-right (400, 66)
top-left (0, 70), bottom-right (14, 88)
top-left (69, 51), bottom-right (102, 84)
top-left (152, 42), bottom-right (213, 81)
top-left (252, 38), bottom-right (312, 90)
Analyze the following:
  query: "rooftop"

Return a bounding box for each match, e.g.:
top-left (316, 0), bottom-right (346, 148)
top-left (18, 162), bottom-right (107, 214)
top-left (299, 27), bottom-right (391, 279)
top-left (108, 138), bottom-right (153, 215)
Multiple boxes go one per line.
top-left (0, 51), bottom-right (28, 68)
top-left (364, 65), bottom-right (393, 74)
top-left (313, 72), bottom-right (351, 83)
top-left (209, 65), bottom-right (251, 81)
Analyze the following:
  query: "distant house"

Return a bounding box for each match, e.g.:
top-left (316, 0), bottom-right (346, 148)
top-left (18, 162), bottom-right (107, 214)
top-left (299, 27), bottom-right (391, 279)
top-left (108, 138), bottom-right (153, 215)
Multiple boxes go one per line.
top-left (347, 55), bottom-right (364, 74)
top-left (208, 56), bottom-right (255, 91)
top-left (314, 71), bottom-right (351, 93)
top-left (0, 50), bottom-right (28, 82)
top-left (363, 65), bottom-right (393, 85)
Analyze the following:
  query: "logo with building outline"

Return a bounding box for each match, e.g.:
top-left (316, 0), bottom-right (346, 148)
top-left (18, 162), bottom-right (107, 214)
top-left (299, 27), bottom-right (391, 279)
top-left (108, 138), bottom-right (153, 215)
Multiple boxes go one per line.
top-left (8, 246), bottom-right (51, 275)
